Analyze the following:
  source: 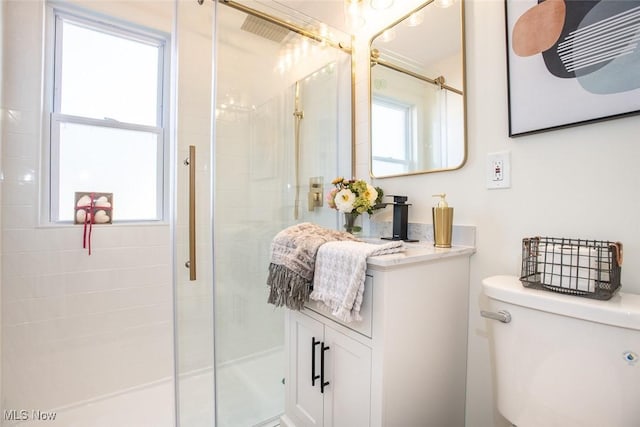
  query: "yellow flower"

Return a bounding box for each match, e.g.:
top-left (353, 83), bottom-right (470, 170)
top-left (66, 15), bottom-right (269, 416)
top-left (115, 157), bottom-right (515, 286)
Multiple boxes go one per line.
top-left (363, 184), bottom-right (378, 204)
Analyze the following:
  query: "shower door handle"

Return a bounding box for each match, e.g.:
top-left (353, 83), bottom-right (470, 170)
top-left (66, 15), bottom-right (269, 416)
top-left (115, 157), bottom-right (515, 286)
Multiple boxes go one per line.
top-left (311, 337), bottom-right (320, 386)
top-left (320, 343), bottom-right (330, 393)
top-left (185, 145), bottom-right (196, 281)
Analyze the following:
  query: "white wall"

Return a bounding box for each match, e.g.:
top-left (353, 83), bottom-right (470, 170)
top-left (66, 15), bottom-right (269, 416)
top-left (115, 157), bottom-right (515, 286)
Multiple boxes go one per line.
top-left (355, 1), bottom-right (640, 426)
top-left (1, 0), bottom-right (174, 413)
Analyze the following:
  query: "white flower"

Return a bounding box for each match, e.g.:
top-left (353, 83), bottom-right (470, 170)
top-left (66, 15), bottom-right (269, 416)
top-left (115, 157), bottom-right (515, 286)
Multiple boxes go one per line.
top-left (334, 188), bottom-right (355, 212)
top-left (364, 184), bottom-right (378, 204)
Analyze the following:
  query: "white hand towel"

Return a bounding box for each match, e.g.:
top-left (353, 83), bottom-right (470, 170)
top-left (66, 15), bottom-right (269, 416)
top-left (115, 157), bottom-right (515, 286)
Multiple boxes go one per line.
top-left (310, 240), bottom-right (404, 322)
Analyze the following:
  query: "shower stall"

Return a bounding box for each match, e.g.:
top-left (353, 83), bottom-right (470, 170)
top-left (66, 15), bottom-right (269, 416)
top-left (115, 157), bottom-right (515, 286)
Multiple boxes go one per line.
top-left (0, 0), bottom-right (351, 426)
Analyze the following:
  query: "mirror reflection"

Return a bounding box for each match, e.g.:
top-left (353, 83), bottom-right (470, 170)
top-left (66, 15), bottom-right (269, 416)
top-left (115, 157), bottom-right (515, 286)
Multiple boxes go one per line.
top-left (370, 0), bottom-right (466, 178)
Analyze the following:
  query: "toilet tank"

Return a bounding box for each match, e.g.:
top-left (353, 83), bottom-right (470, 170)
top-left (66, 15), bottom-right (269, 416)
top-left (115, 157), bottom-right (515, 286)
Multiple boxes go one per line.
top-left (482, 275), bottom-right (640, 427)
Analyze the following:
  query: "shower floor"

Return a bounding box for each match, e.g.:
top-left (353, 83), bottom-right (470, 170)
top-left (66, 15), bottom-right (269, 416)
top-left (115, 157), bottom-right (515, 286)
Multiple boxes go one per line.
top-left (215, 347), bottom-right (284, 427)
top-left (13, 378), bottom-right (174, 427)
top-left (182, 347), bottom-right (284, 427)
top-left (13, 348), bottom-right (284, 427)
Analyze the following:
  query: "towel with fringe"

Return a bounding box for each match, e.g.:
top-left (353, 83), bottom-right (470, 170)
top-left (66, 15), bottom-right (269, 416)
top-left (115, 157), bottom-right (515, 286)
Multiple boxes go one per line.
top-left (310, 240), bottom-right (404, 322)
top-left (267, 222), bottom-right (358, 310)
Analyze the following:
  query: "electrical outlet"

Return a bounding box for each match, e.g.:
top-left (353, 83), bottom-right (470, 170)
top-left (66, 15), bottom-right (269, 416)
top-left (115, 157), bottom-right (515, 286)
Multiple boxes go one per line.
top-left (492, 160), bottom-right (504, 181)
top-left (487, 151), bottom-right (511, 189)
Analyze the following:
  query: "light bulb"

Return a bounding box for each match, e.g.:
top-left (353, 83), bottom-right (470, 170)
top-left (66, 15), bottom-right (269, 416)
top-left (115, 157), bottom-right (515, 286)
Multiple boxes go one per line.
top-left (380, 28), bottom-right (396, 42)
top-left (406, 10), bottom-right (425, 27)
top-left (435, 0), bottom-right (455, 8)
top-left (344, 0), bottom-right (366, 29)
top-left (318, 23), bottom-right (329, 38)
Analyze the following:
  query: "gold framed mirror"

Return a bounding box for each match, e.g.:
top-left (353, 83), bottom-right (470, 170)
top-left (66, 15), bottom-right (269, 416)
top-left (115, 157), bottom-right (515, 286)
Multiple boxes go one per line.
top-left (370, 0), bottom-right (466, 178)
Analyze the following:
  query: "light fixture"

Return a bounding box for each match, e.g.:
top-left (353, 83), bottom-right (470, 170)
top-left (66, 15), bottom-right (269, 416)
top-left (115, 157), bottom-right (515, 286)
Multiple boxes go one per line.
top-left (370, 0), bottom-right (393, 10)
top-left (318, 23), bottom-right (329, 38)
top-left (344, 0), bottom-right (366, 29)
top-left (405, 10), bottom-right (425, 27)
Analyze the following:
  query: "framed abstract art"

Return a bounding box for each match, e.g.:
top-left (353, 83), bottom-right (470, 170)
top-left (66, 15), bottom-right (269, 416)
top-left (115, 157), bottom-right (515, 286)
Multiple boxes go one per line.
top-left (505, 0), bottom-right (640, 136)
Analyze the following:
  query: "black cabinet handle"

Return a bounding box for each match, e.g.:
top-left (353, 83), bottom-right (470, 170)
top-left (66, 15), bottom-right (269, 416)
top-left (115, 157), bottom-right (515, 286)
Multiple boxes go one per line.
top-left (311, 337), bottom-right (321, 386)
top-left (320, 342), bottom-right (330, 393)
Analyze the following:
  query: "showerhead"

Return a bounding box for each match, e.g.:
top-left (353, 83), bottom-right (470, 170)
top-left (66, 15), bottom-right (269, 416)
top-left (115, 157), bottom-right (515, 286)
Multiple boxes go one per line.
top-left (240, 14), bottom-right (290, 43)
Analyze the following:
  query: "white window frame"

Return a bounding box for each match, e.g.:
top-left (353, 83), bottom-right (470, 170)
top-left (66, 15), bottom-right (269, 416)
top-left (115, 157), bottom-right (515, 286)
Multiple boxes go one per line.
top-left (43, 4), bottom-right (170, 224)
top-left (371, 96), bottom-right (414, 172)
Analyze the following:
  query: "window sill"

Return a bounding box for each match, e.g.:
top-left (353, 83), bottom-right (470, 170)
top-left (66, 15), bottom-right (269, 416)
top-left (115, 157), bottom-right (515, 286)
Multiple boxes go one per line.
top-left (37, 221), bottom-right (170, 229)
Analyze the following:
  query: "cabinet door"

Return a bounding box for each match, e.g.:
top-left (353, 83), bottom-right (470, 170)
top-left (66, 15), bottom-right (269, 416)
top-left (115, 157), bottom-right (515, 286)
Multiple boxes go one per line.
top-left (323, 327), bottom-right (372, 427)
top-left (288, 311), bottom-right (325, 426)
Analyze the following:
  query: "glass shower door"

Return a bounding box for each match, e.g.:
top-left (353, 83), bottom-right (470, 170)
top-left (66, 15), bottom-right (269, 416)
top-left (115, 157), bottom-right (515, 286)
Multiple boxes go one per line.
top-left (174, 0), bottom-right (216, 426)
top-left (213, 3), bottom-right (351, 426)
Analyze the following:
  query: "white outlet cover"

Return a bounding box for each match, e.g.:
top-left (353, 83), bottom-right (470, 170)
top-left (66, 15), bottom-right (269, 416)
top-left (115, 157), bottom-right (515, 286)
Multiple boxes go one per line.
top-left (487, 151), bottom-right (511, 189)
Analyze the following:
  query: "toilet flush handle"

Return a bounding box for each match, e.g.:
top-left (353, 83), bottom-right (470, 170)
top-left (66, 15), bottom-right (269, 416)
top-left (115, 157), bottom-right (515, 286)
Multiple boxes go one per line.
top-left (481, 310), bottom-right (511, 323)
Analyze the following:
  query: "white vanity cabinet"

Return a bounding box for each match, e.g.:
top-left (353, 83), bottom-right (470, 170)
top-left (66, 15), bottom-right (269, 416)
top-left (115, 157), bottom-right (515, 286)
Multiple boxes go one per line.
top-left (282, 245), bottom-right (474, 427)
top-left (287, 309), bottom-right (372, 427)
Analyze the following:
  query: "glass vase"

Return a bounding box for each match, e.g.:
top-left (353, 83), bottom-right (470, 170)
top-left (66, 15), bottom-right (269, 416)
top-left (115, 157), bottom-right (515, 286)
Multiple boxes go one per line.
top-left (343, 212), bottom-right (361, 234)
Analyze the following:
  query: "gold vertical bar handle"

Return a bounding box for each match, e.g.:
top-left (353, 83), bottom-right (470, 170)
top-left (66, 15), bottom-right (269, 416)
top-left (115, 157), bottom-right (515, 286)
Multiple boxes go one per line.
top-left (187, 145), bottom-right (196, 281)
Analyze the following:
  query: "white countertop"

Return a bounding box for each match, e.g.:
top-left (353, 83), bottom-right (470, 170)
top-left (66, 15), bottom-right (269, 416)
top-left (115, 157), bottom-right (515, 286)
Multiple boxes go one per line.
top-left (362, 239), bottom-right (476, 270)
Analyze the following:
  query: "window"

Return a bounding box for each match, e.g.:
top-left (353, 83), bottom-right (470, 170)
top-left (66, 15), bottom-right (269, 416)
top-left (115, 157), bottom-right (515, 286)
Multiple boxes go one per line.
top-left (371, 97), bottom-right (414, 176)
top-left (48, 8), bottom-right (169, 222)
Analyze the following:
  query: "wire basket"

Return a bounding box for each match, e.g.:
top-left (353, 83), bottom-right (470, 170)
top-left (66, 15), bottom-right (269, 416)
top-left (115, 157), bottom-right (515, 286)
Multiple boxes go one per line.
top-left (520, 237), bottom-right (623, 300)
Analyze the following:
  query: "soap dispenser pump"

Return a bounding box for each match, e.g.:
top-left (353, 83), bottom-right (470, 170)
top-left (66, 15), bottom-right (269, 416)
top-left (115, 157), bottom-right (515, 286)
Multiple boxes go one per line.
top-left (432, 194), bottom-right (453, 248)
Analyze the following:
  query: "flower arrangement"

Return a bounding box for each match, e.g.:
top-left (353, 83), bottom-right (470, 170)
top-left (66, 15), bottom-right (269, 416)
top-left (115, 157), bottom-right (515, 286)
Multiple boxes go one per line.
top-left (327, 177), bottom-right (384, 215)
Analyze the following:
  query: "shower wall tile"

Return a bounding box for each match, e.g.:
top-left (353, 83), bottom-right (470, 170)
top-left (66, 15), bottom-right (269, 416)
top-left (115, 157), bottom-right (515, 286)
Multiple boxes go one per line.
top-left (2, 131), bottom-right (38, 160)
top-left (355, 139), bottom-right (369, 172)
top-left (1, 225), bottom-right (172, 410)
top-left (216, 188), bottom-right (250, 211)
top-left (21, 228), bottom-right (76, 252)
top-left (177, 90), bottom-right (212, 115)
top-left (4, 323), bottom-right (173, 410)
top-left (2, 74), bottom-right (42, 110)
top-left (176, 113), bottom-right (212, 135)
top-left (353, 38), bottom-right (372, 179)
top-left (117, 264), bottom-right (172, 288)
top-left (1, 180), bottom-right (37, 206)
top-left (2, 205), bottom-right (37, 228)
top-left (216, 155), bottom-right (250, 182)
top-left (2, 228), bottom-right (37, 252)
top-left (1, 2), bottom-right (42, 105)
top-left (0, 108), bottom-right (40, 135)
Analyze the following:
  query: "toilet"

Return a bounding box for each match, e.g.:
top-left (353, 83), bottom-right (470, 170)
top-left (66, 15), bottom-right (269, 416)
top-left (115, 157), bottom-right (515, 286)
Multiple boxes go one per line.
top-left (482, 275), bottom-right (640, 427)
